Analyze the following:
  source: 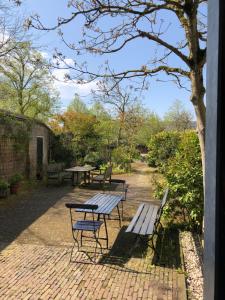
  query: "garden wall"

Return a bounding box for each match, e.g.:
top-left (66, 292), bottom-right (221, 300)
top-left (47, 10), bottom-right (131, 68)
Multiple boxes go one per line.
top-left (0, 133), bottom-right (26, 179)
top-left (0, 112), bottom-right (51, 180)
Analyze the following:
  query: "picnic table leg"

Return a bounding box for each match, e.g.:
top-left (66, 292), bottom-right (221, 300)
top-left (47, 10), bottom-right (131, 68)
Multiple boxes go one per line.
top-left (72, 172), bottom-right (75, 186)
top-left (121, 201), bottom-right (124, 220)
top-left (83, 171), bottom-right (87, 184)
top-left (116, 205), bottom-right (122, 227)
top-left (103, 214), bottom-right (109, 249)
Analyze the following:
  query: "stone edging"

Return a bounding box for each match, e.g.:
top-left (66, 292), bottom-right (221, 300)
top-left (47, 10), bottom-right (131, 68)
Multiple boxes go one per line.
top-left (180, 231), bottom-right (203, 300)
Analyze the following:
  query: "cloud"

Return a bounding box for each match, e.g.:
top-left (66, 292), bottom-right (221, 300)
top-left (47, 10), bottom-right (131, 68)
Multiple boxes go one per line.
top-left (40, 51), bottom-right (50, 59)
top-left (52, 68), bottom-right (99, 101)
top-left (39, 52), bottom-right (99, 105)
top-left (64, 58), bottom-right (74, 67)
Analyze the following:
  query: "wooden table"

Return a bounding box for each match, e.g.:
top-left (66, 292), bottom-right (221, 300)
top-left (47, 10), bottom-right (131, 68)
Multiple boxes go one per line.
top-left (65, 166), bottom-right (95, 186)
top-left (76, 193), bottom-right (123, 248)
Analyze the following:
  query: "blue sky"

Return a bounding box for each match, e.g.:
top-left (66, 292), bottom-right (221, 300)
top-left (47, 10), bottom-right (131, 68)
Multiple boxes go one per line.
top-left (20, 0), bottom-right (197, 118)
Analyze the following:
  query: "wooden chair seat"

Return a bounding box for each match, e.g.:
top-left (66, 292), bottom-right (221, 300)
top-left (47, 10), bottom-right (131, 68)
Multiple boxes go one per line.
top-left (93, 174), bottom-right (105, 181)
top-left (73, 220), bottom-right (103, 231)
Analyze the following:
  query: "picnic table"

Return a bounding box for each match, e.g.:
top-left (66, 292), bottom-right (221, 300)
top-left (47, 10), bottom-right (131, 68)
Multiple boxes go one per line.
top-left (64, 165), bottom-right (95, 186)
top-left (76, 193), bottom-right (123, 248)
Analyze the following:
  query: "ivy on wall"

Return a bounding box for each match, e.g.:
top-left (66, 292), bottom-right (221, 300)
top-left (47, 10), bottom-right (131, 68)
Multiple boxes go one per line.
top-left (0, 112), bottom-right (32, 151)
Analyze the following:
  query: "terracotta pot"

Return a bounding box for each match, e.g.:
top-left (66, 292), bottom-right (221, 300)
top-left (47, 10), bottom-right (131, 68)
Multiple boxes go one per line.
top-left (10, 183), bottom-right (20, 194)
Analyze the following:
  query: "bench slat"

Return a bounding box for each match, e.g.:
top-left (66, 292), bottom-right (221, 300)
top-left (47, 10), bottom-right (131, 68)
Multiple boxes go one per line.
top-left (133, 204), bottom-right (150, 234)
top-left (126, 203), bottom-right (145, 233)
top-left (146, 205), bottom-right (159, 235)
top-left (161, 188), bottom-right (169, 209)
top-left (139, 205), bottom-right (157, 235)
top-left (126, 189), bottom-right (169, 237)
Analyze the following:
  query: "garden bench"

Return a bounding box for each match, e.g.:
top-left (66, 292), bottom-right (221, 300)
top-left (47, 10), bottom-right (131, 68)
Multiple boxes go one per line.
top-left (126, 189), bottom-right (169, 253)
top-left (92, 165), bottom-right (112, 187)
top-left (46, 163), bottom-right (72, 185)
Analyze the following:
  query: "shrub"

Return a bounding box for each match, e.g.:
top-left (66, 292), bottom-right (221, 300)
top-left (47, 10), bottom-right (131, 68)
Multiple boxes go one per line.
top-left (147, 131), bottom-right (181, 171)
top-left (83, 152), bottom-right (106, 169)
top-left (9, 174), bottom-right (23, 185)
top-left (112, 145), bottom-right (138, 172)
top-left (50, 133), bottom-right (76, 167)
top-left (0, 179), bottom-right (9, 190)
top-left (154, 131), bottom-right (203, 231)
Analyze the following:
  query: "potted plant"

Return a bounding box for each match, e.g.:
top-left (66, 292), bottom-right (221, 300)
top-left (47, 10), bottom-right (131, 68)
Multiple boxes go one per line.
top-left (0, 179), bottom-right (9, 198)
top-left (9, 174), bottom-right (23, 194)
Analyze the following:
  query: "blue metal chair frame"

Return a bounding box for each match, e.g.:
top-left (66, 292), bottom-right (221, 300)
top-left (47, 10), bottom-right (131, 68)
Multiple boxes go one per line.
top-left (65, 203), bottom-right (103, 263)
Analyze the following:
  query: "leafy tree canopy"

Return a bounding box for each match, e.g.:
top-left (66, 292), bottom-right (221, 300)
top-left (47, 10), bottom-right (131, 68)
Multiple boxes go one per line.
top-left (163, 100), bottom-right (194, 131)
top-left (0, 41), bottom-right (60, 121)
top-left (67, 93), bottom-right (89, 114)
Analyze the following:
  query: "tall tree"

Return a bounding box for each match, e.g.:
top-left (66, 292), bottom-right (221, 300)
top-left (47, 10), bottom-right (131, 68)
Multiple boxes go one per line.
top-left (163, 100), bottom-right (194, 131)
top-left (0, 41), bottom-right (59, 120)
top-left (93, 79), bottom-right (138, 145)
top-left (135, 111), bottom-right (164, 146)
top-left (89, 101), bottom-right (110, 119)
top-left (49, 110), bottom-right (100, 159)
top-left (67, 93), bottom-right (89, 113)
top-left (29, 0), bottom-right (207, 176)
top-left (0, 0), bottom-right (24, 57)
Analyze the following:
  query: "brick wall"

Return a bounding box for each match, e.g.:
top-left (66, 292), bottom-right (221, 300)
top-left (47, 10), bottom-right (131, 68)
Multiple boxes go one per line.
top-left (0, 122), bottom-right (50, 180)
top-left (0, 135), bottom-right (27, 180)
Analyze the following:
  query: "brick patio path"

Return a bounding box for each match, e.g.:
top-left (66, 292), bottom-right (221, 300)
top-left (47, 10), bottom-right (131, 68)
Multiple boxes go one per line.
top-left (0, 162), bottom-right (187, 300)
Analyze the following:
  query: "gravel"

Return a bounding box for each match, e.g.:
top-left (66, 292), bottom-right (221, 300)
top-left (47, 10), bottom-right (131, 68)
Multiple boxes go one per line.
top-left (180, 231), bottom-right (203, 300)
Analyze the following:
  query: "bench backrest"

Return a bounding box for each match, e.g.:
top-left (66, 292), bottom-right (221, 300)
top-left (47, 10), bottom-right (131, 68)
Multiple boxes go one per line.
top-left (156, 188), bottom-right (169, 223)
top-left (104, 165), bottom-right (112, 180)
top-left (160, 188), bottom-right (169, 209)
top-left (47, 163), bottom-right (64, 173)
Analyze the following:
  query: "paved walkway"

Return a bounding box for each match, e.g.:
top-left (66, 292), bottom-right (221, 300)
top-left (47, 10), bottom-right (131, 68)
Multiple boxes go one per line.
top-left (0, 162), bottom-right (186, 300)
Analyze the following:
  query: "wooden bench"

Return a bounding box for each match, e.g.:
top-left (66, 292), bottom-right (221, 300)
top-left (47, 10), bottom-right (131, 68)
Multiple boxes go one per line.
top-left (46, 163), bottom-right (72, 185)
top-left (126, 189), bottom-right (169, 253)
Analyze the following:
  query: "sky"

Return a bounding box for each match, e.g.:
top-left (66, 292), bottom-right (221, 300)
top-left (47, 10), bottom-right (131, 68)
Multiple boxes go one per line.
top-left (17, 0), bottom-right (203, 118)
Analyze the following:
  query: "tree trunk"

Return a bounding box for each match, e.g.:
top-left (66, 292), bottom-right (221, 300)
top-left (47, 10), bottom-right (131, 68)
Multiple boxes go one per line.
top-left (117, 111), bottom-right (125, 146)
top-left (17, 89), bottom-right (24, 115)
top-left (117, 124), bottom-right (122, 146)
top-left (190, 70), bottom-right (206, 183)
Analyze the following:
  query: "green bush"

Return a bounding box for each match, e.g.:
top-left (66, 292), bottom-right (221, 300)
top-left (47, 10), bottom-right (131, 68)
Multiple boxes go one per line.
top-left (83, 152), bottom-right (106, 169)
top-left (112, 145), bottom-right (138, 172)
top-left (154, 131), bottom-right (203, 231)
top-left (0, 179), bottom-right (9, 190)
top-left (9, 174), bottom-right (23, 185)
top-left (147, 131), bottom-right (181, 171)
top-left (50, 133), bottom-right (76, 167)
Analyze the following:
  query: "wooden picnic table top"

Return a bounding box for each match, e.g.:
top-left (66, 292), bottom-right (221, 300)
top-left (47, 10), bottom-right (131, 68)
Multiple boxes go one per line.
top-left (76, 193), bottom-right (123, 215)
top-left (65, 166), bottom-right (95, 172)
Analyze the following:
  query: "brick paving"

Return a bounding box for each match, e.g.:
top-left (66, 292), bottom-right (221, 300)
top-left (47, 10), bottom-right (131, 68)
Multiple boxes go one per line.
top-left (0, 162), bottom-right (187, 299)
